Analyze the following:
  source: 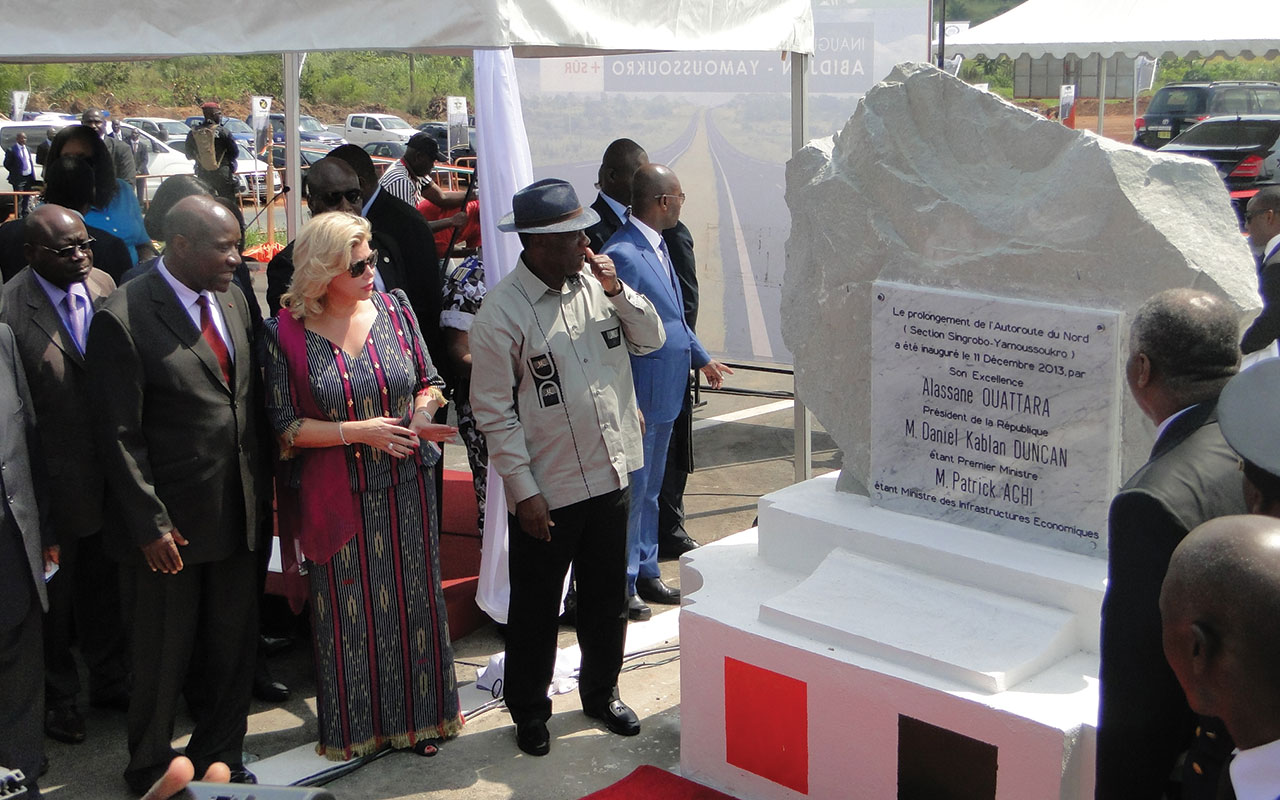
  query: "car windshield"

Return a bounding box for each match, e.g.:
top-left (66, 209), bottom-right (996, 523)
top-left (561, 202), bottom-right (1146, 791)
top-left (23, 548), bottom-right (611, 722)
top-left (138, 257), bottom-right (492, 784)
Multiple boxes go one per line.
top-left (381, 117), bottom-right (412, 130)
top-left (223, 118), bottom-right (253, 133)
top-left (160, 121), bottom-right (190, 136)
top-left (1148, 88), bottom-right (1208, 116)
top-left (299, 116), bottom-right (327, 132)
top-left (1173, 119), bottom-right (1280, 147)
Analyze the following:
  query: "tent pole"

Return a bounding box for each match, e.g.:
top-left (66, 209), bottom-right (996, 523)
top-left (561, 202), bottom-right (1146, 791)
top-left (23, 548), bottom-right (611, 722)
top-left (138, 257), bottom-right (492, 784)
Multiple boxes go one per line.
top-left (790, 51), bottom-right (812, 484)
top-left (1097, 56), bottom-right (1107, 136)
top-left (283, 52), bottom-right (303, 240)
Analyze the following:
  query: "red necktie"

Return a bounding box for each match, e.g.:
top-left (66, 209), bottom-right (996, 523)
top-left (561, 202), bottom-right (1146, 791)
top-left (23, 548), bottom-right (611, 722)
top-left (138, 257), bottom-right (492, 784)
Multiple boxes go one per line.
top-left (197, 295), bottom-right (232, 385)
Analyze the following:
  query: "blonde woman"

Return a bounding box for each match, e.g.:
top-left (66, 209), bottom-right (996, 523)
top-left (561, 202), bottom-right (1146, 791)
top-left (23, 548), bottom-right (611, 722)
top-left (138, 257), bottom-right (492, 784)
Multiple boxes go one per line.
top-left (262, 212), bottom-right (462, 759)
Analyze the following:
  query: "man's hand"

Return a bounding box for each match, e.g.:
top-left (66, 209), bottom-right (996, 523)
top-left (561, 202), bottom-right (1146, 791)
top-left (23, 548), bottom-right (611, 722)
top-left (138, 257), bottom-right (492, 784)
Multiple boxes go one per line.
top-left (585, 248), bottom-right (622, 296)
top-left (700, 360), bottom-right (734, 390)
top-left (42, 545), bottom-right (60, 573)
top-left (515, 494), bottom-right (555, 542)
top-left (141, 756), bottom-right (229, 800)
top-left (448, 211), bottom-right (467, 229)
top-left (142, 530), bottom-right (189, 574)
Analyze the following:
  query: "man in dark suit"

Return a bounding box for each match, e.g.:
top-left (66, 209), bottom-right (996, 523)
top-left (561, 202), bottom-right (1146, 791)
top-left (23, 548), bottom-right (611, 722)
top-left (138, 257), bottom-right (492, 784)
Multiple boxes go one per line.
top-left (1239, 187), bottom-right (1280, 354)
top-left (0, 322), bottom-right (57, 797)
top-left (4, 132), bottom-right (36, 218)
top-left (586, 139), bottom-right (702, 561)
top-left (326, 145), bottom-right (448, 382)
top-left (87, 195), bottom-right (263, 792)
top-left (1097, 288), bottom-right (1244, 800)
top-left (0, 206), bottom-right (128, 746)
top-left (603, 164), bottom-right (730, 621)
top-left (80, 109), bottom-right (135, 186)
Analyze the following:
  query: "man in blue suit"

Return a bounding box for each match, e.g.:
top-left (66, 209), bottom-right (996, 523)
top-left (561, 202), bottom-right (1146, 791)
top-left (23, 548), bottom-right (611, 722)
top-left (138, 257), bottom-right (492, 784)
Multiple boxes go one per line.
top-left (604, 164), bottom-right (731, 619)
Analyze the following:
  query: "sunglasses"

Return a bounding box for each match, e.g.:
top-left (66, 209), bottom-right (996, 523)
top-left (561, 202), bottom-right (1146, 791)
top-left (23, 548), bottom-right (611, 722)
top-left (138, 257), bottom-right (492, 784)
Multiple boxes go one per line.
top-left (319, 188), bottom-right (364, 207)
top-left (348, 249), bottom-right (379, 277)
top-left (38, 238), bottom-right (95, 259)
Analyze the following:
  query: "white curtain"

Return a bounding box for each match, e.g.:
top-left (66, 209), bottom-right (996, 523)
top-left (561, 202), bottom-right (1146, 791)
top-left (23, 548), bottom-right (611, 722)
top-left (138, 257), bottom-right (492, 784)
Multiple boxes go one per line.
top-left (472, 47), bottom-right (534, 625)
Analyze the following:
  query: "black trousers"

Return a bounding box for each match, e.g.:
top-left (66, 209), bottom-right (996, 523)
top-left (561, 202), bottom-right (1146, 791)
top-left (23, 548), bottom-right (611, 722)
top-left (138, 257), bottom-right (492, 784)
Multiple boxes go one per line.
top-left (0, 515), bottom-right (44, 796)
top-left (43, 529), bottom-right (129, 709)
top-left (504, 489), bottom-right (628, 725)
top-left (123, 547), bottom-right (257, 785)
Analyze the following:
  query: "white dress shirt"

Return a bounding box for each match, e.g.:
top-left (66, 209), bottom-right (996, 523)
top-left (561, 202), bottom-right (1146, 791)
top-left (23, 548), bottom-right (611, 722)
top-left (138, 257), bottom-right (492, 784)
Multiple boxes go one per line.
top-left (1228, 737), bottom-right (1280, 800)
top-left (156, 257), bottom-right (235, 361)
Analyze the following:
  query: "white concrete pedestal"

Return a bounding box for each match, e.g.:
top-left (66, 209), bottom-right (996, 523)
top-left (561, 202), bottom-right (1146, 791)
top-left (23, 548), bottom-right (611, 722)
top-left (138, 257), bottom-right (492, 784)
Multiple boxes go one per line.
top-left (679, 472), bottom-right (1104, 799)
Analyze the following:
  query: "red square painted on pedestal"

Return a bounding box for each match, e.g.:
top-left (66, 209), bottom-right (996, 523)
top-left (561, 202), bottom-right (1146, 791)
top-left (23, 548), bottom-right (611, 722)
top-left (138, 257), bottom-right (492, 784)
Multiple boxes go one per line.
top-left (724, 656), bottom-right (809, 794)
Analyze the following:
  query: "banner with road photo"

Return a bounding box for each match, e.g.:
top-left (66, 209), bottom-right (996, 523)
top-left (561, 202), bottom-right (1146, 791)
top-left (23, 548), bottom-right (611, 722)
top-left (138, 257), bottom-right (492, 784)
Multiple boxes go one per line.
top-left (515, 0), bottom-right (929, 365)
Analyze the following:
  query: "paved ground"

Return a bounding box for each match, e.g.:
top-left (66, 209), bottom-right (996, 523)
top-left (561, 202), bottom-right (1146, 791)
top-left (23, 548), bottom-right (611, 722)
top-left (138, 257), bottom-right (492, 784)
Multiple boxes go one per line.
top-left (36, 293), bottom-right (840, 799)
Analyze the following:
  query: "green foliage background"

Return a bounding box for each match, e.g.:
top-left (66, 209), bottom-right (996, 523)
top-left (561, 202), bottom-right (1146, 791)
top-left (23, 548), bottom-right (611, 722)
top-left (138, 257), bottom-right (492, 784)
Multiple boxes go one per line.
top-left (0, 52), bottom-right (473, 119)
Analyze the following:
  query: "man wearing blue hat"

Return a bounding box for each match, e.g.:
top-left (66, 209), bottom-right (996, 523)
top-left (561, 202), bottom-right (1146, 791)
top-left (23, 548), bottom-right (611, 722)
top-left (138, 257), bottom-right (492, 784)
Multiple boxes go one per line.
top-left (470, 178), bottom-right (666, 757)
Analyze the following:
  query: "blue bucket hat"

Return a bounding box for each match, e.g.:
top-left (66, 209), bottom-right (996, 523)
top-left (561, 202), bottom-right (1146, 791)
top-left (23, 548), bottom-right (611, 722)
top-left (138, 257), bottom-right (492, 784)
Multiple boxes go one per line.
top-left (497, 178), bottom-right (600, 234)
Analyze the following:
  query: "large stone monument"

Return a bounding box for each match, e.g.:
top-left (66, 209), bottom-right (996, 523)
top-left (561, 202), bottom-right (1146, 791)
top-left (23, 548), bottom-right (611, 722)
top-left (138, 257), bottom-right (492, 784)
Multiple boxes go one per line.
top-left (680, 63), bottom-right (1258, 799)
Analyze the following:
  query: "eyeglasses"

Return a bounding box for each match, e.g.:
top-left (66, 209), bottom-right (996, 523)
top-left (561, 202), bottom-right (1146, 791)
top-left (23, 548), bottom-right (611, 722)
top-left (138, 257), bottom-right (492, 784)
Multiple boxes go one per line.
top-left (348, 249), bottom-right (378, 277)
top-left (1245, 208), bottom-right (1274, 223)
top-left (319, 188), bottom-right (364, 208)
top-left (38, 239), bottom-right (95, 259)
top-left (655, 193), bottom-right (686, 202)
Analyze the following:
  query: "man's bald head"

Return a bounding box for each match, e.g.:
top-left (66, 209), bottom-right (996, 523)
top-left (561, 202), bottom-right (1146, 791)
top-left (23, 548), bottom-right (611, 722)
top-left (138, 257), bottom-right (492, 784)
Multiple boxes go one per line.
top-left (307, 158), bottom-right (363, 216)
top-left (597, 138), bottom-right (648, 205)
top-left (1126, 288), bottom-right (1239, 422)
top-left (1161, 515), bottom-right (1280, 747)
top-left (630, 164), bottom-right (683, 230)
top-left (327, 144), bottom-right (378, 201)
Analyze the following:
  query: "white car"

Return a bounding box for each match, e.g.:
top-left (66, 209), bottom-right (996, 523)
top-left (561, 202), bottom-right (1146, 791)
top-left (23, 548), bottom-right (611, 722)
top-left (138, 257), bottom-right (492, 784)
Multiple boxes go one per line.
top-left (343, 113), bottom-right (415, 145)
top-left (122, 117), bottom-right (191, 143)
top-left (121, 123), bottom-right (282, 202)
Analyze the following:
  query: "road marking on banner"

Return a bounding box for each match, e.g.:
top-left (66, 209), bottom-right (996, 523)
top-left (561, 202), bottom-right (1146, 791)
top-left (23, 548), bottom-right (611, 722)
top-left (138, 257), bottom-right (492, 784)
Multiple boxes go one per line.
top-left (706, 140), bottom-right (773, 360)
top-left (693, 399), bottom-right (794, 431)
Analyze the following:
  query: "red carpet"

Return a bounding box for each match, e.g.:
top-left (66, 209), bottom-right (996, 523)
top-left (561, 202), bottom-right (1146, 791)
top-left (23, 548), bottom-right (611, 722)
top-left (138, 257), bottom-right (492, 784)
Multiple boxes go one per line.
top-left (579, 766), bottom-right (741, 800)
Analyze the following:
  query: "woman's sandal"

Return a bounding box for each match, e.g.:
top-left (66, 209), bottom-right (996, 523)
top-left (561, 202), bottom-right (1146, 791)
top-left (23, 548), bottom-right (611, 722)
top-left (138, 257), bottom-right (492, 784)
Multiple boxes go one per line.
top-left (411, 739), bottom-right (440, 757)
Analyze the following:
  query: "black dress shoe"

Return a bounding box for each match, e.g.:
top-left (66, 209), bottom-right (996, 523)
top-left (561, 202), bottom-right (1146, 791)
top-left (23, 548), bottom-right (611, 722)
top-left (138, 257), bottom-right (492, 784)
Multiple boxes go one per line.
top-left (253, 660), bottom-right (290, 703)
top-left (515, 720), bottom-right (550, 756)
top-left (627, 594), bottom-right (652, 621)
top-left (658, 534), bottom-right (700, 559)
top-left (228, 765), bottom-right (258, 784)
top-left (45, 705), bottom-right (86, 744)
top-left (253, 674), bottom-right (291, 703)
top-left (559, 588), bottom-right (578, 627)
top-left (635, 577), bottom-right (680, 605)
top-left (259, 635), bottom-right (293, 657)
top-left (583, 698), bottom-right (640, 736)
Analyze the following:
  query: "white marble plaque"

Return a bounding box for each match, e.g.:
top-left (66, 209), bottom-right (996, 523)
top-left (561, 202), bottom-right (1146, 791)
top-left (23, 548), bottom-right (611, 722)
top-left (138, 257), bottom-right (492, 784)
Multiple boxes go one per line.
top-left (870, 282), bottom-right (1122, 556)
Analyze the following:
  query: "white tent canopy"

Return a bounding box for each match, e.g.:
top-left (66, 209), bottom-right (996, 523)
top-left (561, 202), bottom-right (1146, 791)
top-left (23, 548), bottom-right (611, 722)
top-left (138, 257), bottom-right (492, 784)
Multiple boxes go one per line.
top-left (0, 0), bottom-right (813, 60)
top-left (947, 0), bottom-right (1280, 61)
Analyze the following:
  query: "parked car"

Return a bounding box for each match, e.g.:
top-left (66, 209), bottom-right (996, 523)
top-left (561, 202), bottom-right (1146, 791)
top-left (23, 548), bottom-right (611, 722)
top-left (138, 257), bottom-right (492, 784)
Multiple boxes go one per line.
top-left (247, 112), bottom-right (343, 147)
top-left (267, 143), bottom-right (332, 197)
top-left (1159, 114), bottom-right (1280, 226)
top-left (363, 141), bottom-right (406, 160)
top-left (0, 120), bottom-right (73, 171)
top-left (119, 122), bottom-right (282, 202)
top-left (123, 117), bottom-right (191, 143)
top-left (343, 113), bottom-right (415, 145)
top-left (413, 121), bottom-right (475, 161)
top-left (1135, 81), bottom-right (1280, 149)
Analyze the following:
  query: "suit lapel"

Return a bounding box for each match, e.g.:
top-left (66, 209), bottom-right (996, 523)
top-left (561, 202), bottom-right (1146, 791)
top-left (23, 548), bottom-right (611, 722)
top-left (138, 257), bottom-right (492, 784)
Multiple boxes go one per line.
top-left (147, 271), bottom-right (231, 394)
top-left (1150, 401), bottom-right (1216, 460)
top-left (19, 270), bottom-right (84, 367)
top-left (221, 288), bottom-right (248, 399)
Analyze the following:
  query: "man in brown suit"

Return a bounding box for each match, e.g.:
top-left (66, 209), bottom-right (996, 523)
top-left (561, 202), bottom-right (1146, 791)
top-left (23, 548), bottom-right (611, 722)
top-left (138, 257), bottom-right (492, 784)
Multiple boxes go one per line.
top-left (87, 195), bottom-right (263, 792)
top-left (0, 205), bottom-right (129, 747)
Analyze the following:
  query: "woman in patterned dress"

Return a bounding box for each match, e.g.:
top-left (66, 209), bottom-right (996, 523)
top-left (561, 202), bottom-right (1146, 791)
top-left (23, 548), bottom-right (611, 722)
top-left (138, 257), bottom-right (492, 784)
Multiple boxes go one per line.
top-left (262, 212), bottom-right (463, 760)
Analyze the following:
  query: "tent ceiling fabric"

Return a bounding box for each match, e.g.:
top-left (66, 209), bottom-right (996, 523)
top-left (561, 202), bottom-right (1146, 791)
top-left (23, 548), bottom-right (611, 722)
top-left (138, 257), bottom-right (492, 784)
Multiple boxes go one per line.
top-left (0, 0), bottom-right (814, 60)
top-left (947, 0), bottom-right (1280, 60)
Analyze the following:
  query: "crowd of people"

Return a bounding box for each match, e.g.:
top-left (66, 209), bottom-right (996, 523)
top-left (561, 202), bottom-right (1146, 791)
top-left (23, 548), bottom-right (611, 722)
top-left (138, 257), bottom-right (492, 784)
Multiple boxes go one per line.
top-left (1096, 186), bottom-right (1280, 800)
top-left (0, 117), bottom-right (718, 796)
